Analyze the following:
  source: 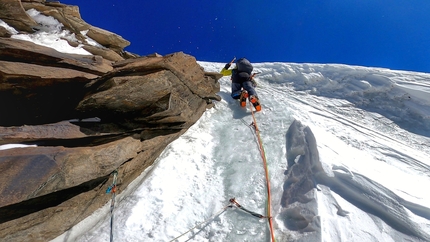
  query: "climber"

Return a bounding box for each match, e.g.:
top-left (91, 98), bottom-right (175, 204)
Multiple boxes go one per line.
top-left (220, 57), bottom-right (261, 111)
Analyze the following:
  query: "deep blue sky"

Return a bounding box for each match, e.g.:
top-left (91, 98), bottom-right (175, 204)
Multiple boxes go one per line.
top-left (60, 0), bottom-right (430, 73)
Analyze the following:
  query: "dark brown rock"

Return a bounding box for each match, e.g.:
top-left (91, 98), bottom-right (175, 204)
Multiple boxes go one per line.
top-left (0, 0), bottom-right (222, 241)
top-left (86, 25), bottom-right (130, 50)
top-left (78, 52), bottom-right (221, 129)
top-left (0, 37), bottom-right (113, 126)
top-left (21, 0), bottom-right (131, 58)
top-left (0, 121), bottom-right (86, 145)
top-left (0, 26), bottom-right (12, 37)
top-left (82, 44), bottom-right (124, 62)
top-left (0, 0), bottom-right (37, 32)
top-left (0, 37), bottom-right (113, 75)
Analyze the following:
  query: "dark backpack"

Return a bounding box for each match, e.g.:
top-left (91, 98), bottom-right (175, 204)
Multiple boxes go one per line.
top-left (236, 58), bottom-right (253, 74)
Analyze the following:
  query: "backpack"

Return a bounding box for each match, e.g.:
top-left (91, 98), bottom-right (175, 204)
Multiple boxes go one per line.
top-left (231, 70), bottom-right (250, 83)
top-left (236, 58), bottom-right (253, 74)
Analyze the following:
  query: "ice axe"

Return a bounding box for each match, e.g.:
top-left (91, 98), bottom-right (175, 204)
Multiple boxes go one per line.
top-left (229, 56), bottom-right (236, 64)
top-left (251, 72), bottom-right (261, 87)
top-left (251, 72), bottom-right (261, 78)
top-left (224, 56), bottom-right (236, 70)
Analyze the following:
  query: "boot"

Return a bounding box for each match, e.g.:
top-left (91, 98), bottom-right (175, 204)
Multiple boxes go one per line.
top-left (249, 95), bottom-right (261, 111)
top-left (239, 90), bottom-right (248, 107)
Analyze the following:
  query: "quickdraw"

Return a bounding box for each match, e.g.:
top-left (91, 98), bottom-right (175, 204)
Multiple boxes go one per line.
top-left (106, 170), bottom-right (118, 242)
top-left (229, 198), bottom-right (267, 219)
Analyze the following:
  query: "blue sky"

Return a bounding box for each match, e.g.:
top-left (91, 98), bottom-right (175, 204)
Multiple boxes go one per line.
top-left (61, 0), bottom-right (430, 73)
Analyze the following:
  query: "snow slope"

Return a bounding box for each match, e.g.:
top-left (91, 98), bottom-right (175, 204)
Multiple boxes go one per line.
top-left (55, 61), bottom-right (430, 242)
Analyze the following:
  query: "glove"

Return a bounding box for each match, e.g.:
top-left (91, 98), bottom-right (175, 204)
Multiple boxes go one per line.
top-left (251, 79), bottom-right (257, 87)
top-left (224, 63), bottom-right (231, 69)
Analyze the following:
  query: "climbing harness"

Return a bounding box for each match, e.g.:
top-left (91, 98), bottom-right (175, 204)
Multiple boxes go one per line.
top-left (106, 170), bottom-right (118, 242)
top-left (249, 102), bottom-right (277, 242)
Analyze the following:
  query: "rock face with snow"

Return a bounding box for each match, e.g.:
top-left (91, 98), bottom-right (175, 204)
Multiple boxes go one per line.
top-left (0, 0), bottom-right (38, 32)
top-left (283, 120), bottom-right (430, 241)
top-left (281, 120), bottom-right (323, 241)
top-left (0, 0), bottom-right (222, 241)
top-left (2, 0), bottom-right (135, 61)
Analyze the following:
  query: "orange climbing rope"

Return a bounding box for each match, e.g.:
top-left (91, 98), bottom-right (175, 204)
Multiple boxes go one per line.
top-left (249, 103), bottom-right (277, 242)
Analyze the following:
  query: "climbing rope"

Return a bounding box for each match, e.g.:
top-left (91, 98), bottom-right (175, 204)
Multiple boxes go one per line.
top-left (101, 104), bottom-right (275, 241)
top-left (106, 170), bottom-right (118, 242)
top-left (249, 102), bottom-right (277, 242)
top-left (169, 198), bottom-right (268, 242)
top-left (229, 198), bottom-right (266, 219)
top-left (169, 202), bottom-right (233, 242)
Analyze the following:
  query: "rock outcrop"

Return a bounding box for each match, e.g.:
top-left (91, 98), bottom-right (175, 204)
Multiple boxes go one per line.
top-left (0, 0), bottom-right (38, 32)
top-left (282, 120), bottom-right (430, 242)
top-left (0, 0), bottom-right (222, 241)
